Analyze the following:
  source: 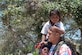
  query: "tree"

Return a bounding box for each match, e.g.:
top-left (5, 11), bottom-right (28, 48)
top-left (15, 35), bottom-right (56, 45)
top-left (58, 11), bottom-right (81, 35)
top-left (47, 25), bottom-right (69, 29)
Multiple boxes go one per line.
top-left (0, 0), bottom-right (82, 54)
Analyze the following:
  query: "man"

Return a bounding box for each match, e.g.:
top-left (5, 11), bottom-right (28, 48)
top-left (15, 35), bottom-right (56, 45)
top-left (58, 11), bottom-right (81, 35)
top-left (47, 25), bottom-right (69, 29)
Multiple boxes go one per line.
top-left (48, 26), bottom-right (72, 55)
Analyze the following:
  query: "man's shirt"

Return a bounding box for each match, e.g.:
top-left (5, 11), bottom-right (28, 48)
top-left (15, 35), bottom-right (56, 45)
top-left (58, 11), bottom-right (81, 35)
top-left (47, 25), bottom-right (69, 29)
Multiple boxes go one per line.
top-left (49, 44), bottom-right (72, 55)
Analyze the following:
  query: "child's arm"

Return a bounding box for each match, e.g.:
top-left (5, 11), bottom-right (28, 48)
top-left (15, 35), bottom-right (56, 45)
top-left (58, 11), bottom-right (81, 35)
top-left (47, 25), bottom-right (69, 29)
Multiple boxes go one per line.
top-left (41, 21), bottom-right (50, 43)
top-left (50, 26), bottom-right (65, 34)
top-left (56, 26), bottom-right (65, 34)
top-left (41, 34), bottom-right (46, 43)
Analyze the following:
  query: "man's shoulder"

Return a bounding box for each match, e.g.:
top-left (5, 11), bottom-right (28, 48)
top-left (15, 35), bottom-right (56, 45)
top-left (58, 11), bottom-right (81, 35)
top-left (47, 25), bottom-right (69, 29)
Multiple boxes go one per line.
top-left (60, 44), bottom-right (70, 50)
top-left (52, 42), bottom-right (71, 55)
top-left (55, 41), bottom-right (71, 52)
top-left (55, 41), bottom-right (72, 55)
top-left (58, 41), bottom-right (71, 49)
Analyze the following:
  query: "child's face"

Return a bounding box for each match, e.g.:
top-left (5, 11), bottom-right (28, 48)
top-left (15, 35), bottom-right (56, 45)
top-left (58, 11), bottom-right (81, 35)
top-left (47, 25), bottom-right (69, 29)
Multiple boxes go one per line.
top-left (50, 13), bottom-right (60, 23)
top-left (41, 47), bottom-right (48, 55)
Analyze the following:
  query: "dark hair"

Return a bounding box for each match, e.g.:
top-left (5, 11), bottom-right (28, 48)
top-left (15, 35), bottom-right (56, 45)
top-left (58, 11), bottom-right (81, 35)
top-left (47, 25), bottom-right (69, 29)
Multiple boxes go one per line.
top-left (49, 9), bottom-right (60, 17)
top-left (39, 42), bottom-right (52, 54)
top-left (49, 9), bottom-right (61, 21)
top-left (40, 42), bottom-right (52, 50)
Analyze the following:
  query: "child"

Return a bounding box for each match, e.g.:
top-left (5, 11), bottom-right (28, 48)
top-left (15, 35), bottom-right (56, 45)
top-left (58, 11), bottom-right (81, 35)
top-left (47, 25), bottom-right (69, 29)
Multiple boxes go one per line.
top-left (39, 42), bottom-right (52, 55)
top-left (34, 41), bottom-right (52, 55)
top-left (41, 9), bottom-right (65, 43)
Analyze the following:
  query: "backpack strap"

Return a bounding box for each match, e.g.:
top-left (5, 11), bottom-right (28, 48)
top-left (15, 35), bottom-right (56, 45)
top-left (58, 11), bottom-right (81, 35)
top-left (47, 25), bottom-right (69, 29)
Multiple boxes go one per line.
top-left (52, 41), bottom-right (64, 55)
top-left (52, 40), bottom-right (78, 55)
top-left (64, 40), bottom-right (78, 55)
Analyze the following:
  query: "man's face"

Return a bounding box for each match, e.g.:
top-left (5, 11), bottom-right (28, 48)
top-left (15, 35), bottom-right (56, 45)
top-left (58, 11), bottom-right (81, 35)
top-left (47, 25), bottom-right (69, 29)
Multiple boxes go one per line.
top-left (48, 29), bottom-right (55, 42)
top-left (48, 27), bottom-right (60, 44)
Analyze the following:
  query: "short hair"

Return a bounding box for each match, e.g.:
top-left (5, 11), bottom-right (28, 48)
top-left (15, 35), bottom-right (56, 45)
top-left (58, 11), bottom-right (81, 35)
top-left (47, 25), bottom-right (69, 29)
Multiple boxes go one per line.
top-left (40, 42), bottom-right (52, 50)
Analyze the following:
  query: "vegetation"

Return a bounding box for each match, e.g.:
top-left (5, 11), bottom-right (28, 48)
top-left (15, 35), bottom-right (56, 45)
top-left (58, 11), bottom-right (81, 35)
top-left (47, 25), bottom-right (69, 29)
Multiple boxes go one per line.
top-left (0, 0), bottom-right (82, 55)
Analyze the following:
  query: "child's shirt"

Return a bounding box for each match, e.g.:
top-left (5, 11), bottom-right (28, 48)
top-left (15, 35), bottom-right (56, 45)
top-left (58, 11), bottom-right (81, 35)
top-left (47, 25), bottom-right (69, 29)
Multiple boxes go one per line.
top-left (41, 21), bottom-right (65, 39)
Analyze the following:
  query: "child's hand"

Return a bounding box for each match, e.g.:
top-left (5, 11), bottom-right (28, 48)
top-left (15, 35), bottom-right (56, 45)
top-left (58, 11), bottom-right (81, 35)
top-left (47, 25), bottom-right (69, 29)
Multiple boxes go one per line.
top-left (34, 42), bottom-right (41, 48)
top-left (41, 41), bottom-right (47, 44)
top-left (34, 41), bottom-right (48, 49)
